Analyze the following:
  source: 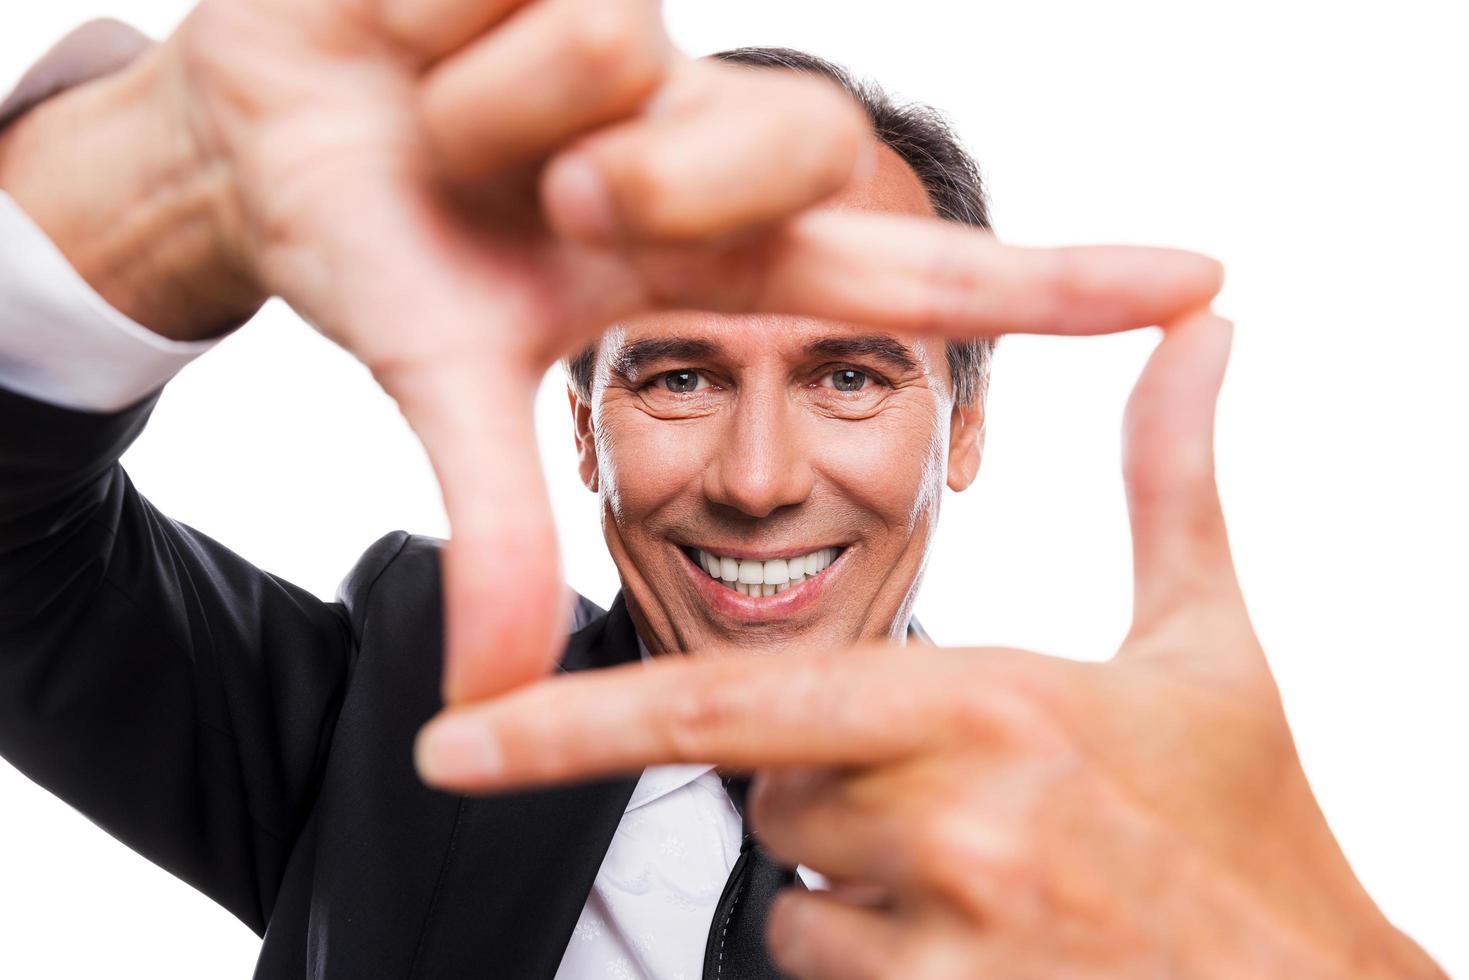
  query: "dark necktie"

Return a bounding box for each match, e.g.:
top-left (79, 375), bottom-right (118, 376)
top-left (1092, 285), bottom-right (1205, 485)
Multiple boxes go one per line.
top-left (703, 776), bottom-right (803, 979)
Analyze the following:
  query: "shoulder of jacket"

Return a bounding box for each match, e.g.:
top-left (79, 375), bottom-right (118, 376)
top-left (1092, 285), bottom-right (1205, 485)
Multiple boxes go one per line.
top-left (335, 531), bottom-right (439, 637)
top-left (335, 532), bottom-right (609, 649)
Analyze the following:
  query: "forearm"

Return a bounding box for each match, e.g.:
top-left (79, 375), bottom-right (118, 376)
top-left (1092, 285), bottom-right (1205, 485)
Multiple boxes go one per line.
top-left (0, 39), bottom-right (263, 340)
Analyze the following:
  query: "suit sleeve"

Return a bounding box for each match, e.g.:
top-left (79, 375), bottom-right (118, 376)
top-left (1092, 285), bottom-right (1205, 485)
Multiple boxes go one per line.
top-left (0, 191), bottom-right (220, 412)
top-left (0, 382), bottom-right (389, 935)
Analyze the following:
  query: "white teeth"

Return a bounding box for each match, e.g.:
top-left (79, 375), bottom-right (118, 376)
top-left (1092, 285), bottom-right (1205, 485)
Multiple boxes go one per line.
top-left (693, 546), bottom-right (842, 597)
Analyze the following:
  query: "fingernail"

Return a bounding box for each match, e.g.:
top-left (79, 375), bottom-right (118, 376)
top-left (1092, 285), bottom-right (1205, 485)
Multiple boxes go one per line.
top-left (415, 715), bottom-right (502, 787)
top-left (542, 153), bottom-right (619, 244)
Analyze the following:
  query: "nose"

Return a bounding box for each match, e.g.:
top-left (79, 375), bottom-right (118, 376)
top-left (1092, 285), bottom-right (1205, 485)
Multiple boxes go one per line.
top-left (703, 383), bottom-right (815, 519)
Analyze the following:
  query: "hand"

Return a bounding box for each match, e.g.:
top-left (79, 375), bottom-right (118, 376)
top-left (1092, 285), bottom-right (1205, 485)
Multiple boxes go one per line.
top-left (0, 2), bottom-right (1224, 708)
top-left (414, 310), bottom-right (1445, 979)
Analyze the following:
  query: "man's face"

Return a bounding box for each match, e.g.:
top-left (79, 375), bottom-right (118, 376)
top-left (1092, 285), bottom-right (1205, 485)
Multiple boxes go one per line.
top-left (571, 140), bottom-right (985, 654)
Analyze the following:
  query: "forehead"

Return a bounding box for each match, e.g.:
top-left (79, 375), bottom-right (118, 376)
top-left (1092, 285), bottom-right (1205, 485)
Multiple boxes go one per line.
top-left (602, 137), bottom-right (941, 373)
top-left (827, 136), bottom-right (936, 218)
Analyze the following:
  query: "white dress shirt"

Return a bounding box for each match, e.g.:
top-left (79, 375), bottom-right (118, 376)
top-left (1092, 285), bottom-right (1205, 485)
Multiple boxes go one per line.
top-left (0, 192), bottom-right (220, 411)
top-left (0, 188), bottom-right (826, 979)
top-left (556, 759), bottom-right (745, 980)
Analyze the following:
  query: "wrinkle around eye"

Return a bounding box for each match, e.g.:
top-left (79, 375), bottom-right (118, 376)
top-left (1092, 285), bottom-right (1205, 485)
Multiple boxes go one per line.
top-left (633, 370), bottom-right (726, 419)
top-left (802, 384), bottom-right (892, 421)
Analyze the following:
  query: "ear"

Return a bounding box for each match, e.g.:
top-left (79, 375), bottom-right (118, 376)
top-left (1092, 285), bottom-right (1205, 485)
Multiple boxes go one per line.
top-left (946, 396), bottom-right (985, 492)
top-left (568, 387), bottom-right (600, 493)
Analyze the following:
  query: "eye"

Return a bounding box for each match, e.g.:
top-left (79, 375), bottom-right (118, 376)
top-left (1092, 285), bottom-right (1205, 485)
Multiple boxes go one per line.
top-left (657, 369), bottom-right (707, 394)
top-left (829, 368), bottom-right (869, 392)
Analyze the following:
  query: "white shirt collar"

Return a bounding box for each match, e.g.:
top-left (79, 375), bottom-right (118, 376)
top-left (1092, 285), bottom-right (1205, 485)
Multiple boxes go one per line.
top-left (626, 634), bottom-right (717, 813)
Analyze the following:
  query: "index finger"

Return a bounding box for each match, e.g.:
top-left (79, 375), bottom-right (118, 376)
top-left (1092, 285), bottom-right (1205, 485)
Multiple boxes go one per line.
top-left (636, 210), bottom-right (1226, 340)
top-left (413, 645), bottom-right (953, 793)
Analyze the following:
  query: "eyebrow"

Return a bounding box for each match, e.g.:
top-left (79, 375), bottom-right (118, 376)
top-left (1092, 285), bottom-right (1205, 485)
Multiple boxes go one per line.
top-left (608, 337), bottom-right (723, 382)
top-left (804, 335), bottom-right (922, 375)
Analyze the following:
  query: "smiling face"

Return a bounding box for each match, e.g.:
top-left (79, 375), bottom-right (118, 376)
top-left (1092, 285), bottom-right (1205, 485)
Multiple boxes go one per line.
top-left (570, 140), bottom-right (986, 655)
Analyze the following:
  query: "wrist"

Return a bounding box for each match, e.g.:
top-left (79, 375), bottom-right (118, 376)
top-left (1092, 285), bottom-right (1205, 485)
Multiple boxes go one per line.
top-left (0, 41), bottom-right (265, 340)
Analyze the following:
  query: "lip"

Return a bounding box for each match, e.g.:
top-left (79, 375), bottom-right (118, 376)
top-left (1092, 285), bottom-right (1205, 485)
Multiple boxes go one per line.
top-left (677, 544), bottom-right (847, 621)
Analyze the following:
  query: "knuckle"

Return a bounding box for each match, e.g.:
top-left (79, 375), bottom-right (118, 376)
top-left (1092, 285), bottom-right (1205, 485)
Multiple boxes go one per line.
top-left (1036, 246), bottom-right (1090, 329)
top-left (910, 805), bottom-right (1036, 910)
top-left (659, 681), bottom-right (743, 759)
top-left (746, 774), bottom-right (782, 829)
top-left (910, 234), bottom-right (991, 334)
top-left (374, 0), bottom-right (427, 53)
top-left (820, 90), bottom-right (869, 169)
top-left (565, 0), bottom-right (667, 95)
top-left (613, 148), bottom-right (690, 233)
top-left (944, 662), bottom-right (1072, 753)
top-left (851, 942), bottom-right (913, 980)
top-left (746, 772), bottom-right (819, 864)
top-left (891, 943), bottom-right (968, 980)
top-left (909, 808), bottom-right (973, 887)
top-left (945, 684), bottom-right (1003, 739)
top-left (784, 80), bottom-right (867, 194)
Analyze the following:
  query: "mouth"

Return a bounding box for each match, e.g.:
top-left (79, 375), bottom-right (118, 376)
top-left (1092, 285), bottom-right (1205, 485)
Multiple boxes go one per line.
top-left (681, 544), bottom-right (846, 598)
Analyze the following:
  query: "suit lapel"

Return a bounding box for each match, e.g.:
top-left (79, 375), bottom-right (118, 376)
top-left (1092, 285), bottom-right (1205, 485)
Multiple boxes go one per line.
top-left (409, 594), bottom-right (642, 980)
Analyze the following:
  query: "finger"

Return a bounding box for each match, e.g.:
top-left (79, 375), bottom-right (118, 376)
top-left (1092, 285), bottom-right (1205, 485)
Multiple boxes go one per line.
top-left (766, 891), bottom-right (917, 980)
top-left (413, 646), bottom-right (988, 791)
top-left (259, 159), bottom-right (572, 707)
top-left (771, 892), bottom-right (997, 980)
top-left (1121, 309), bottom-right (1249, 639)
top-left (752, 769), bottom-right (914, 887)
top-left (374, 350), bottom-right (567, 706)
top-left (753, 766), bottom-right (1016, 915)
top-left (632, 210), bottom-right (1226, 339)
top-left (822, 880), bottom-right (894, 909)
top-left (541, 59), bottom-right (868, 244)
top-left (376, 0), bottom-right (529, 63)
top-left (418, 0), bottom-right (669, 179)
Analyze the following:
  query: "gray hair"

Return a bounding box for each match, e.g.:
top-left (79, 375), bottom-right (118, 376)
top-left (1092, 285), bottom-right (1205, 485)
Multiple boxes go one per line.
top-left (566, 45), bottom-right (994, 405)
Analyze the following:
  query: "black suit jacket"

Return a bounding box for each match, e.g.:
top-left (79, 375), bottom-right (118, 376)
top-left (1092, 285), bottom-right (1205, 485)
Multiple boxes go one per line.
top-left (0, 384), bottom-right (646, 978)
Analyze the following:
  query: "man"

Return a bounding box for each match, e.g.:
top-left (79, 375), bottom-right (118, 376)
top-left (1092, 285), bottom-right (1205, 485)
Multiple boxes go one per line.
top-left (0, 5), bottom-right (1438, 980)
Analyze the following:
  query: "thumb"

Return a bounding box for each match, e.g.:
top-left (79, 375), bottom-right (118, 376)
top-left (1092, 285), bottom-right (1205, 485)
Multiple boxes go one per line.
top-left (1122, 309), bottom-right (1245, 639)
top-left (377, 353), bottom-right (566, 706)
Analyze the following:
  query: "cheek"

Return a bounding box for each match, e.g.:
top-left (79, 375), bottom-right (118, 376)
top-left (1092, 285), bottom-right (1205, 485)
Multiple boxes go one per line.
top-left (594, 406), bottom-right (711, 522)
top-left (816, 400), bottom-right (949, 531)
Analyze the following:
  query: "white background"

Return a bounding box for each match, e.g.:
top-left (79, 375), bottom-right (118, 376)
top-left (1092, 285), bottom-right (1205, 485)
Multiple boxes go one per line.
top-left (3, 1), bottom-right (1466, 976)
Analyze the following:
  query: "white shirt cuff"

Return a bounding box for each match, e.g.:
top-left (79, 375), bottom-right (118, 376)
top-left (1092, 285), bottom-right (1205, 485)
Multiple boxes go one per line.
top-left (0, 190), bottom-right (219, 412)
